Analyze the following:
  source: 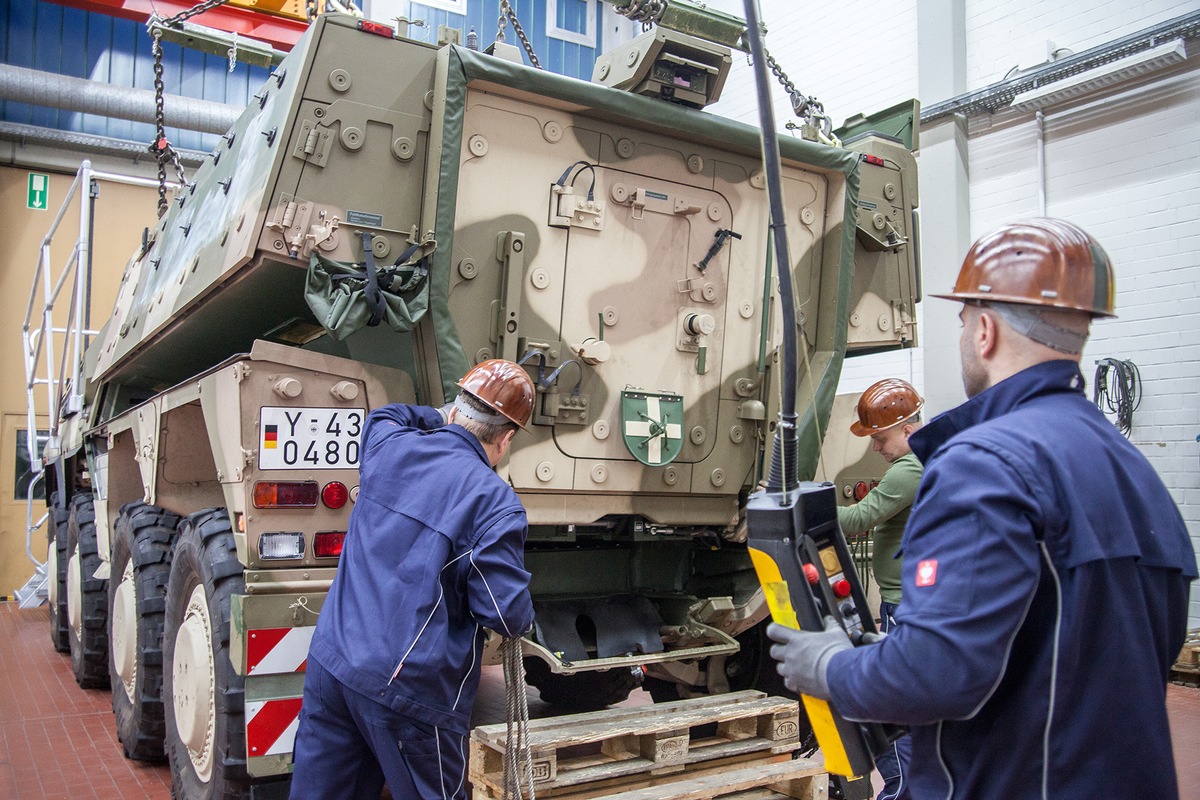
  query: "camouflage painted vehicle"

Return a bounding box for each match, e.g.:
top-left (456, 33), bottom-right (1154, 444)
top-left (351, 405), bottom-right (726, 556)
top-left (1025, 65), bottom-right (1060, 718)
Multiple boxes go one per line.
top-left (40, 7), bottom-right (918, 797)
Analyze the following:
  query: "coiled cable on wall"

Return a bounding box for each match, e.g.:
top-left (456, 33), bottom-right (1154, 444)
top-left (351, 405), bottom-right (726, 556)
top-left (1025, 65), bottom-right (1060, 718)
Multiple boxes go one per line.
top-left (1093, 358), bottom-right (1141, 437)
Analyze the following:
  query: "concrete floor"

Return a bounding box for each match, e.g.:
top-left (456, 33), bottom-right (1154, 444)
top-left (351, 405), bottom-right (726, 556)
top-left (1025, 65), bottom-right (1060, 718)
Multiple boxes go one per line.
top-left (2, 603), bottom-right (1197, 799)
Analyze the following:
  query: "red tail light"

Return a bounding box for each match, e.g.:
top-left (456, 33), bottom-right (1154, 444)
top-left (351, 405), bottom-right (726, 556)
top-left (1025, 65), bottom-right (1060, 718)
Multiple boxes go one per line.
top-left (314, 531), bottom-right (346, 558)
top-left (253, 481), bottom-right (319, 508)
top-left (853, 481), bottom-right (870, 502)
top-left (321, 481), bottom-right (349, 509)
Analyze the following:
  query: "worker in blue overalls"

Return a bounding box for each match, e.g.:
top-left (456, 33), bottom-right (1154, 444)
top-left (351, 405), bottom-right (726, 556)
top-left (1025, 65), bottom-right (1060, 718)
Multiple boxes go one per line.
top-left (291, 359), bottom-right (537, 800)
top-left (768, 218), bottom-right (1196, 799)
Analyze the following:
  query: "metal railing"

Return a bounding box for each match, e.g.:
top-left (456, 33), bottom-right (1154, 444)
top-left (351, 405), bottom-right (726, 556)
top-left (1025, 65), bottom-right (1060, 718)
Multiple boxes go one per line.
top-left (15, 161), bottom-right (175, 606)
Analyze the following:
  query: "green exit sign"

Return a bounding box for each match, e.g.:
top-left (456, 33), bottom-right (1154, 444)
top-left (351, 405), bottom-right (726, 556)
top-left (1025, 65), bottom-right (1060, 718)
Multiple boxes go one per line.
top-left (27, 172), bottom-right (48, 210)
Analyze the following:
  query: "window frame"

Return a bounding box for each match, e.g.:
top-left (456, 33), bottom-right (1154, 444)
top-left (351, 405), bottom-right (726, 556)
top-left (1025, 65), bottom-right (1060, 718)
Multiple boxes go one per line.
top-left (546, 0), bottom-right (597, 48)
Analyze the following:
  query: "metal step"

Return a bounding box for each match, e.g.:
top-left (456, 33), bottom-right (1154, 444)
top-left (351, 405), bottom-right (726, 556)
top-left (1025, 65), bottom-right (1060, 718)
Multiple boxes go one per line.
top-left (14, 563), bottom-right (47, 608)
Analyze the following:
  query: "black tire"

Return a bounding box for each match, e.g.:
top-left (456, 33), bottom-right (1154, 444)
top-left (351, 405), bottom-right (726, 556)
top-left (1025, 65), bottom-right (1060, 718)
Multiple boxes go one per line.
top-left (163, 509), bottom-right (249, 800)
top-left (110, 501), bottom-right (181, 761)
top-left (523, 658), bottom-right (641, 711)
top-left (725, 619), bottom-right (790, 696)
top-left (48, 491), bottom-right (71, 653)
top-left (67, 492), bottom-right (109, 688)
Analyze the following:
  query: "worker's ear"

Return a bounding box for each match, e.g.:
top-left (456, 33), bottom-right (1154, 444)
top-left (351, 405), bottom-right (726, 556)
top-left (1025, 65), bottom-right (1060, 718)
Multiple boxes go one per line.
top-left (976, 308), bottom-right (1000, 360)
top-left (500, 427), bottom-right (517, 451)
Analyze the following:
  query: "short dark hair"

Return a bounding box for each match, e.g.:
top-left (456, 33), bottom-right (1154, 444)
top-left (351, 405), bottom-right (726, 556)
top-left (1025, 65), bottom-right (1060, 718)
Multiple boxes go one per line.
top-left (455, 392), bottom-right (518, 444)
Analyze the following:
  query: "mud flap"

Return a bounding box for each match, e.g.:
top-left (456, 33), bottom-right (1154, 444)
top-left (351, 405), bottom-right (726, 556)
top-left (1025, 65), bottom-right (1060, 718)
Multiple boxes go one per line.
top-left (533, 595), bottom-right (665, 663)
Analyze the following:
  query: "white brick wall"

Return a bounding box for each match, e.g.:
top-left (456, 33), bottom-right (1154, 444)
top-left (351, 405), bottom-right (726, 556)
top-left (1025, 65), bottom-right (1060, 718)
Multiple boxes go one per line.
top-left (966, 60), bottom-right (1200, 624)
top-left (964, 0), bottom-right (1199, 90)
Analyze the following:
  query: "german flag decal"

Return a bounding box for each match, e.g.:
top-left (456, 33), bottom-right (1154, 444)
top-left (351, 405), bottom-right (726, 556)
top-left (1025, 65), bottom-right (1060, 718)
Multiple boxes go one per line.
top-left (263, 424), bottom-right (278, 450)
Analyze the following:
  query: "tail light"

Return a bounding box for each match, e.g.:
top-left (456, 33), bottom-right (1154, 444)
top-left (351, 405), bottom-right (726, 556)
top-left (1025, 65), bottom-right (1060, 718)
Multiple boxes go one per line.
top-left (314, 531), bottom-right (346, 558)
top-left (321, 481), bottom-right (349, 509)
top-left (254, 481), bottom-right (319, 508)
top-left (853, 481), bottom-right (870, 501)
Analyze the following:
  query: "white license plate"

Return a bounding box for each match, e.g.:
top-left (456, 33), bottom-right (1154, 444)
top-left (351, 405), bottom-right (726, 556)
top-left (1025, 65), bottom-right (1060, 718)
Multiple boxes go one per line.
top-left (258, 407), bottom-right (365, 470)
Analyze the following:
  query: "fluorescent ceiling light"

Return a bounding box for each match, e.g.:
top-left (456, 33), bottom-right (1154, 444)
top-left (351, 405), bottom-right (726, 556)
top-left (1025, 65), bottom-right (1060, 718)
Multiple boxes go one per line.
top-left (1011, 39), bottom-right (1186, 112)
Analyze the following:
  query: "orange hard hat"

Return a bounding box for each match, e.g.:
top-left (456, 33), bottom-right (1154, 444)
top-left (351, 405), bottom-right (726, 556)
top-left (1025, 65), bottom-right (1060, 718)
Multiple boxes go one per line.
top-left (932, 218), bottom-right (1115, 317)
top-left (457, 359), bottom-right (536, 428)
top-left (850, 378), bottom-right (924, 437)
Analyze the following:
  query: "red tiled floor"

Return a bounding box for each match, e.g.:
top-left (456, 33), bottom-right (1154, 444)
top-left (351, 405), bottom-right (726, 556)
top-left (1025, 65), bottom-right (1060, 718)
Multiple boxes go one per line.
top-left (3, 601), bottom-right (1198, 799)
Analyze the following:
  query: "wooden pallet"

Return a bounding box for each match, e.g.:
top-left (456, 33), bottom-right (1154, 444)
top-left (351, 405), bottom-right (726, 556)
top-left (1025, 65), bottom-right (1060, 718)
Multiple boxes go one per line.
top-left (1171, 633), bottom-right (1200, 685)
top-left (470, 690), bottom-right (826, 800)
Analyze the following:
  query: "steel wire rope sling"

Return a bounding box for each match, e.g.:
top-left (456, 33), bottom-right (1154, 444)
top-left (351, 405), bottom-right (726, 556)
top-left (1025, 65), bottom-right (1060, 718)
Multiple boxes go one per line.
top-left (738, 0), bottom-right (901, 789)
top-left (501, 636), bottom-right (536, 800)
top-left (1093, 357), bottom-right (1141, 437)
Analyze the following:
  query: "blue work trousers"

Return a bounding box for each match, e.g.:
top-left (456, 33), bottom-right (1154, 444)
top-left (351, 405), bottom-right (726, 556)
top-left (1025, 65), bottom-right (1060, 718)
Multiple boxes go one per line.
top-left (874, 601), bottom-right (911, 800)
top-left (290, 658), bottom-right (467, 800)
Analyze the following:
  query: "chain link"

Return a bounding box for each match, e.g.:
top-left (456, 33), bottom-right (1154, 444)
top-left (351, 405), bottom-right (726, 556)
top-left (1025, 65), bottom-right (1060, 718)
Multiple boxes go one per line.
top-left (150, 28), bottom-right (170, 218)
top-left (165, 0), bottom-right (233, 26)
top-left (498, 0), bottom-right (542, 69)
top-left (615, 0), bottom-right (665, 24)
top-left (306, 0), bottom-right (319, 22)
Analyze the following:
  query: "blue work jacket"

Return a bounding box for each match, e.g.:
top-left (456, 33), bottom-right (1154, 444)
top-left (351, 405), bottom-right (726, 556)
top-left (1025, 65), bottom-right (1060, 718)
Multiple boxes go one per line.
top-left (827, 360), bottom-right (1196, 799)
top-left (307, 404), bottom-right (535, 734)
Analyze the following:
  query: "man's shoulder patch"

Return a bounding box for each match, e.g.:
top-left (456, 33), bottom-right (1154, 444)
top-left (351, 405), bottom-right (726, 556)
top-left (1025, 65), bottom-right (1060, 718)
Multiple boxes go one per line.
top-left (915, 559), bottom-right (938, 587)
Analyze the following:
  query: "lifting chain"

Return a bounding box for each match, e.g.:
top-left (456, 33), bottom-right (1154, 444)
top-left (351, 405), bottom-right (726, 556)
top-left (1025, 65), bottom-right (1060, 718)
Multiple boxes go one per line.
top-left (496, 0), bottom-right (543, 70)
top-left (149, 29), bottom-right (190, 218)
top-left (759, 45), bottom-right (836, 144)
top-left (614, 0), bottom-right (665, 25)
top-left (501, 637), bottom-right (536, 800)
top-left (146, 0), bottom-right (234, 217)
top-left (306, 0), bottom-right (319, 22)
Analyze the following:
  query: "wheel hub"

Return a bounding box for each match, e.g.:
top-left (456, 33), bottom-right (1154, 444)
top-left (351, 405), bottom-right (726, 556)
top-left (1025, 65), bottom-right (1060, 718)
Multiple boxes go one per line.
top-left (47, 543), bottom-right (59, 606)
top-left (67, 551), bottom-right (82, 638)
top-left (112, 561), bottom-right (138, 702)
top-left (173, 583), bottom-right (216, 782)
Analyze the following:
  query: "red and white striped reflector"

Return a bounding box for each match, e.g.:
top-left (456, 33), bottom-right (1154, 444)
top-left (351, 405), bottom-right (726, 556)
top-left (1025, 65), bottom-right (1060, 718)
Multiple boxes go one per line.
top-left (246, 627), bottom-right (315, 675)
top-left (246, 698), bottom-right (303, 757)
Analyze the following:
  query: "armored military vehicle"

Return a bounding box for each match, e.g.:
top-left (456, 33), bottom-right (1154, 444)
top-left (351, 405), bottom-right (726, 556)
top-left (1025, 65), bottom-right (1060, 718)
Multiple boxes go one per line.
top-left (35, 2), bottom-right (918, 796)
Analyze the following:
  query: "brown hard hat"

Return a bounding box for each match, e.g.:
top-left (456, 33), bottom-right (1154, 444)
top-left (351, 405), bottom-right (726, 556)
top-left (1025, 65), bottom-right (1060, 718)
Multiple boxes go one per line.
top-left (457, 359), bottom-right (536, 428)
top-left (932, 218), bottom-right (1115, 317)
top-left (850, 378), bottom-right (924, 437)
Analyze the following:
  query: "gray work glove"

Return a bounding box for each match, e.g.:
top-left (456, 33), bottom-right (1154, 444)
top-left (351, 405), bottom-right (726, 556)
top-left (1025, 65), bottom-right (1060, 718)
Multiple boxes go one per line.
top-left (438, 402), bottom-right (455, 424)
top-left (767, 617), bottom-right (852, 700)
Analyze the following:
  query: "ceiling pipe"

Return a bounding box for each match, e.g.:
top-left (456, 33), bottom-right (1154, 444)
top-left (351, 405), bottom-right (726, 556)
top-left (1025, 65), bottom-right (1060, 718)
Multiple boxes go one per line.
top-left (0, 120), bottom-right (207, 168)
top-left (0, 63), bottom-right (242, 135)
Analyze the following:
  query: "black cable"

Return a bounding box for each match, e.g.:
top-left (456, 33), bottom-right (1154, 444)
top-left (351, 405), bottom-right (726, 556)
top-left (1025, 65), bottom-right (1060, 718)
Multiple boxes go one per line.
top-left (743, 0), bottom-right (799, 493)
top-left (1093, 358), bottom-right (1141, 437)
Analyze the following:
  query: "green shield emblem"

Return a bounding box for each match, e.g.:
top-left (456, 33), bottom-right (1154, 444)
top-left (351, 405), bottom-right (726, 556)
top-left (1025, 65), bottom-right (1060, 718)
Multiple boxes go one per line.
top-left (620, 390), bottom-right (684, 467)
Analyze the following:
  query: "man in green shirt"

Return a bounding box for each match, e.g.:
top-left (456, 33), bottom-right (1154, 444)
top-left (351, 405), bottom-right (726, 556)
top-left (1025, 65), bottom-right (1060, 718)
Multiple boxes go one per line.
top-left (836, 377), bottom-right (923, 800)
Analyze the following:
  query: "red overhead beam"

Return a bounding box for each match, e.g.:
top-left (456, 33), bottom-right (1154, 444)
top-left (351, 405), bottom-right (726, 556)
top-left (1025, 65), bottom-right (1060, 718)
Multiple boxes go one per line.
top-left (48, 0), bottom-right (309, 51)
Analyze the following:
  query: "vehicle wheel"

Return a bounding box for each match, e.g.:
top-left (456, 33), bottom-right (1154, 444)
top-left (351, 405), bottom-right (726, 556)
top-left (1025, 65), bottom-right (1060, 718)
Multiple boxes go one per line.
top-left (523, 658), bottom-right (641, 711)
top-left (163, 509), bottom-right (249, 800)
top-left (48, 491), bottom-right (71, 653)
top-left (67, 492), bottom-right (109, 688)
top-left (110, 501), bottom-right (181, 761)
